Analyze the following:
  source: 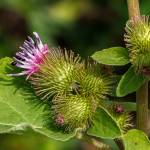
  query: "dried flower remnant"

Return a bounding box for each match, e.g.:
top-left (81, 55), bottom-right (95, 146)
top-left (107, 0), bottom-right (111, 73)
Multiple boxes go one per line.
top-left (113, 104), bottom-right (124, 114)
top-left (9, 32), bottom-right (48, 79)
top-left (55, 114), bottom-right (65, 126)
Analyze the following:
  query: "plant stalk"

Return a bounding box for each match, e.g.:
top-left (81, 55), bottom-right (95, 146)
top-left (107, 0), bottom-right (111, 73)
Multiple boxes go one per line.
top-left (136, 83), bottom-right (149, 133)
top-left (127, 0), bottom-right (140, 19)
top-left (127, 0), bottom-right (149, 134)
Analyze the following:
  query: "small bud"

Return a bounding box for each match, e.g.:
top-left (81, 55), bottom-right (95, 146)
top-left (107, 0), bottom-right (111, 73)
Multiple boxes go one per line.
top-left (55, 114), bottom-right (65, 126)
top-left (113, 104), bottom-right (124, 114)
top-left (111, 104), bottom-right (132, 133)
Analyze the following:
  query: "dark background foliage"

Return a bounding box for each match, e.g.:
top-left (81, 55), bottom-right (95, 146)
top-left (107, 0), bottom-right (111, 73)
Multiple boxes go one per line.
top-left (0, 0), bottom-right (149, 150)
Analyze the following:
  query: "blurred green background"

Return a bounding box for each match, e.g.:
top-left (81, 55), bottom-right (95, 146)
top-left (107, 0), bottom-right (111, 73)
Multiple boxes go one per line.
top-left (0, 0), bottom-right (149, 150)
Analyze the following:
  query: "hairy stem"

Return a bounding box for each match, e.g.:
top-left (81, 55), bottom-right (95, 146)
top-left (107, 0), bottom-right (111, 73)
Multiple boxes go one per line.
top-left (127, 0), bottom-right (149, 134)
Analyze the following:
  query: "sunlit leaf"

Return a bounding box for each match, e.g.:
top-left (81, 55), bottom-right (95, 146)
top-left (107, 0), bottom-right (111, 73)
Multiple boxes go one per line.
top-left (123, 129), bottom-right (150, 150)
top-left (116, 66), bottom-right (146, 97)
top-left (0, 57), bottom-right (76, 141)
top-left (91, 47), bottom-right (130, 66)
top-left (87, 107), bottom-right (121, 139)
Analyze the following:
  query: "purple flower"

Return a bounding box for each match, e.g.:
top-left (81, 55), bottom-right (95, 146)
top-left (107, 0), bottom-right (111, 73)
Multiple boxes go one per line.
top-left (9, 32), bottom-right (48, 79)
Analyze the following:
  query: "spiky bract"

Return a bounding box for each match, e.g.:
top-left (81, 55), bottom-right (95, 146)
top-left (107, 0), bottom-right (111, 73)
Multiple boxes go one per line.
top-left (110, 104), bottom-right (132, 133)
top-left (76, 64), bottom-right (113, 106)
top-left (124, 16), bottom-right (150, 70)
top-left (30, 48), bottom-right (82, 100)
top-left (52, 94), bottom-right (94, 131)
top-left (113, 112), bottom-right (132, 133)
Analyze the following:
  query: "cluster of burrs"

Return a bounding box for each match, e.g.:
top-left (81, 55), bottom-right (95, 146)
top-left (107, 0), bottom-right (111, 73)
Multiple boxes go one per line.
top-left (10, 32), bottom-right (130, 131)
top-left (124, 15), bottom-right (150, 74)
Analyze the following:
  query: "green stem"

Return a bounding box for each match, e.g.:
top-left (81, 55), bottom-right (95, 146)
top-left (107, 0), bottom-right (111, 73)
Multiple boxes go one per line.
top-left (127, 0), bottom-right (149, 134)
top-left (127, 0), bottom-right (140, 19)
top-left (136, 83), bottom-right (149, 133)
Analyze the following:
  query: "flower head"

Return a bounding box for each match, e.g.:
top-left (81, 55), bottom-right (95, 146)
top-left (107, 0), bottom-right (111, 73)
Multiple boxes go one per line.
top-left (52, 94), bottom-right (93, 131)
top-left (76, 63), bottom-right (113, 107)
top-left (31, 48), bottom-right (82, 100)
top-left (109, 104), bottom-right (132, 133)
top-left (9, 32), bottom-right (48, 79)
top-left (124, 16), bottom-right (150, 70)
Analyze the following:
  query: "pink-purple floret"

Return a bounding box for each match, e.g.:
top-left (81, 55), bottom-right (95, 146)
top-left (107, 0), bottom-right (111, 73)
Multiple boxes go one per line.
top-left (9, 32), bottom-right (48, 79)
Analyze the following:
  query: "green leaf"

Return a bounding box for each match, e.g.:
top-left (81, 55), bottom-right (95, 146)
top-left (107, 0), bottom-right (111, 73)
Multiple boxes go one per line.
top-left (123, 129), bottom-right (150, 150)
top-left (0, 57), bottom-right (76, 141)
top-left (116, 66), bottom-right (146, 97)
top-left (87, 107), bottom-right (121, 139)
top-left (120, 102), bottom-right (136, 111)
top-left (102, 100), bottom-right (136, 111)
top-left (91, 47), bottom-right (130, 66)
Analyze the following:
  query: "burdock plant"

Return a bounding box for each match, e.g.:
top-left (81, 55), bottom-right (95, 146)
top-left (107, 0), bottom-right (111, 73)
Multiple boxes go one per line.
top-left (0, 0), bottom-right (150, 149)
top-left (9, 32), bottom-right (114, 131)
